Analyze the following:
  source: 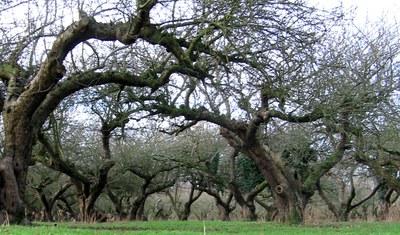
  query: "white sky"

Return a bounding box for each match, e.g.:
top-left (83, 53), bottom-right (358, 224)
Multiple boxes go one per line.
top-left (310, 0), bottom-right (400, 24)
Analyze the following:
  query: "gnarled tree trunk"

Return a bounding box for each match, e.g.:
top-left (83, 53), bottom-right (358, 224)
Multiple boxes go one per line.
top-left (250, 153), bottom-right (305, 222)
top-left (221, 129), bottom-right (308, 224)
top-left (128, 196), bottom-right (148, 221)
top-left (0, 112), bottom-right (34, 224)
top-left (218, 107), bottom-right (349, 224)
top-left (0, 1), bottom-right (161, 223)
top-left (215, 192), bottom-right (235, 221)
top-left (246, 145), bottom-right (310, 224)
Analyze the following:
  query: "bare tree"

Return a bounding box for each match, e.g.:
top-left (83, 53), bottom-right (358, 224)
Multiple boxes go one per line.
top-left (0, 0), bottom-right (398, 225)
top-left (317, 164), bottom-right (382, 221)
top-left (35, 112), bottom-right (117, 222)
top-left (166, 181), bottom-right (203, 221)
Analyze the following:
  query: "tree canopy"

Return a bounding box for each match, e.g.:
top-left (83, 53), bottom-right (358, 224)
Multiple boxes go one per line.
top-left (0, 0), bottom-right (400, 225)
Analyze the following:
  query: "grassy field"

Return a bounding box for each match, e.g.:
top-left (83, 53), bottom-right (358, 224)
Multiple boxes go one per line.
top-left (1, 220), bottom-right (400, 235)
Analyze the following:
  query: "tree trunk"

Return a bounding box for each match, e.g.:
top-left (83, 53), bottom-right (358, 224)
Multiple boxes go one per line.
top-left (0, 115), bottom-right (33, 224)
top-left (228, 180), bottom-right (265, 221)
top-left (42, 207), bottom-right (53, 222)
top-left (376, 188), bottom-right (397, 221)
top-left (337, 208), bottom-right (350, 222)
top-left (78, 196), bottom-right (91, 222)
top-left (137, 201), bottom-right (147, 221)
top-left (255, 198), bottom-right (277, 221)
top-left (178, 186), bottom-right (202, 221)
top-left (58, 197), bottom-right (77, 220)
top-left (244, 144), bottom-right (306, 224)
top-left (213, 193), bottom-right (234, 221)
top-left (75, 182), bottom-right (94, 222)
top-left (0, 157), bottom-right (25, 224)
top-left (128, 203), bottom-right (140, 220)
top-left (240, 202), bottom-right (257, 221)
top-left (178, 214), bottom-right (189, 220)
top-left (178, 199), bottom-right (193, 221)
top-left (221, 128), bottom-right (308, 224)
top-left (77, 190), bottom-right (106, 222)
top-left (377, 201), bottom-right (391, 221)
top-left (273, 192), bottom-right (305, 224)
top-left (129, 196), bottom-right (147, 221)
top-left (38, 194), bottom-right (53, 222)
top-left (216, 203), bottom-right (231, 221)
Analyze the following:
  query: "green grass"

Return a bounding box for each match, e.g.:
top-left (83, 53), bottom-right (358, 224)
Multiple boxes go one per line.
top-left (1, 220), bottom-right (400, 234)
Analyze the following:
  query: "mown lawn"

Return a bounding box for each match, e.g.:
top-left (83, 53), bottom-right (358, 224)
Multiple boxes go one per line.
top-left (1, 220), bottom-right (400, 235)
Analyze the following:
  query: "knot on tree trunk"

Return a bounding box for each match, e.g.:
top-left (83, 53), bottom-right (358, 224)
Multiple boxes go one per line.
top-left (275, 184), bottom-right (284, 194)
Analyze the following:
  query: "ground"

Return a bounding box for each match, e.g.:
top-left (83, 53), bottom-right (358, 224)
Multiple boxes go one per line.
top-left (1, 221), bottom-right (400, 234)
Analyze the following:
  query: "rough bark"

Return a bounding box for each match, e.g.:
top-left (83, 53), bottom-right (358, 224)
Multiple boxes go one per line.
top-left (0, 1), bottom-right (166, 223)
top-left (221, 128), bottom-right (307, 223)
top-left (0, 115), bottom-right (33, 223)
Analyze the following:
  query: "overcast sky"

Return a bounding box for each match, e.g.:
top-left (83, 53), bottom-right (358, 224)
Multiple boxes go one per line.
top-left (310, 0), bottom-right (400, 24)
top-left (310, 0), bottom-right (400, 23)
